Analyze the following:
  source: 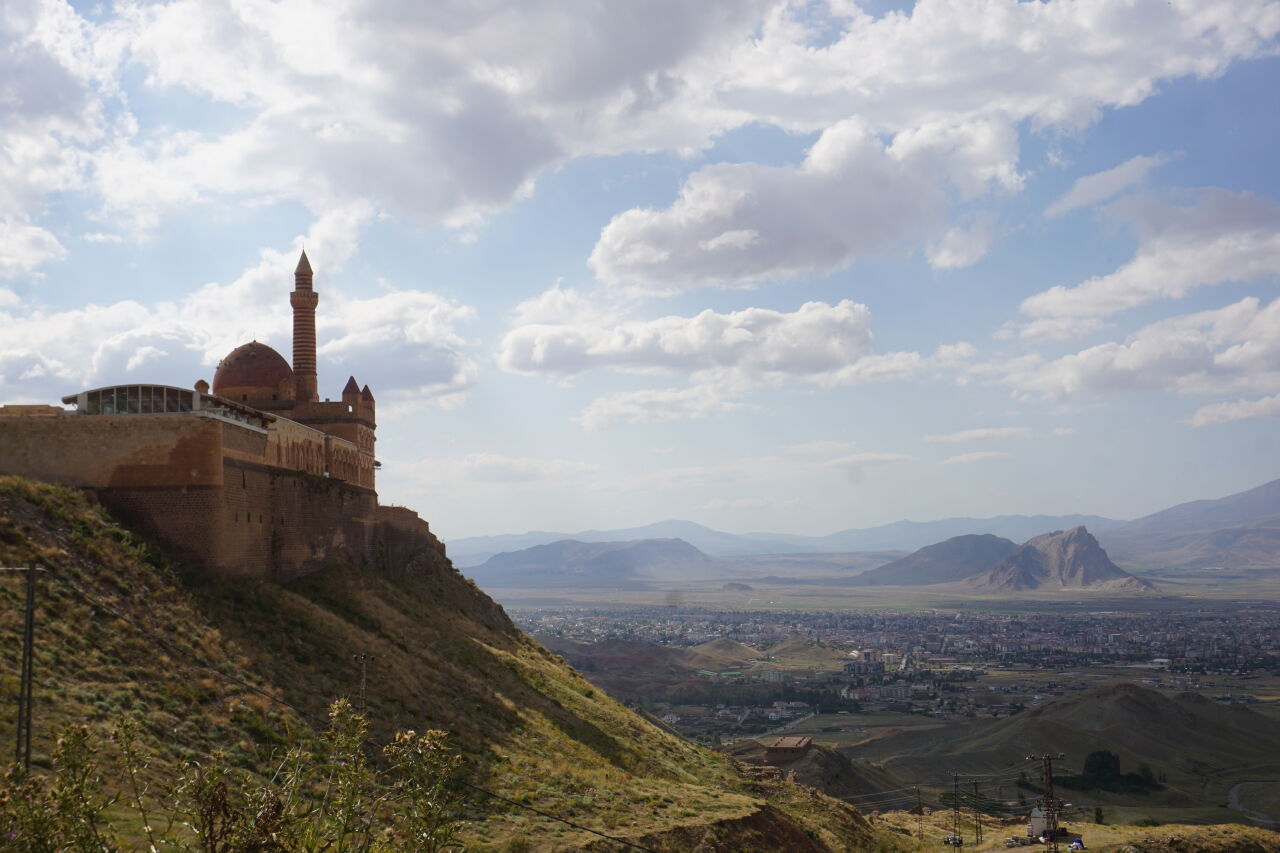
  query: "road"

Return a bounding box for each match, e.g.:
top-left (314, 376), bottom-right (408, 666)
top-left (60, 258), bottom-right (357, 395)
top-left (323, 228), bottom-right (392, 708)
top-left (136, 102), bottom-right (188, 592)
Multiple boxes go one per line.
top-left (1227, 781), bottom-right (1279, 828)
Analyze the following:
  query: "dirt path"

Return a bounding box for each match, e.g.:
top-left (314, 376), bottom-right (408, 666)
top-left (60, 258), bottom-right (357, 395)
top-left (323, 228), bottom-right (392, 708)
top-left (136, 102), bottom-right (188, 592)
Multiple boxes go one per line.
top-left (1228, 781), bottom-right (1280, 828)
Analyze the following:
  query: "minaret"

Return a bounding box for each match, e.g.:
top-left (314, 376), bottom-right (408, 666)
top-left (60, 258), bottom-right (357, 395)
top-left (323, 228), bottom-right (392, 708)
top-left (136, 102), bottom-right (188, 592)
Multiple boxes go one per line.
top-left (290, 251), bottom-right (319, 402)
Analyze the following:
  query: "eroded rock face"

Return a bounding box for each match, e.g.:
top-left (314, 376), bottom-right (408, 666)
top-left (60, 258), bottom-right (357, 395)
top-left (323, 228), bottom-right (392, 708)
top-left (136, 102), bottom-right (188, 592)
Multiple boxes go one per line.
top-left (969, 526), bottom-right (1153, 591)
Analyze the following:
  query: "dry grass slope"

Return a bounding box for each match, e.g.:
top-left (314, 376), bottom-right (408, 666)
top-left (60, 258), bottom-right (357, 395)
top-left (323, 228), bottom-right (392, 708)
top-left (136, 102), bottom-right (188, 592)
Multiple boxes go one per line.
top-left (0, 476), bottom-right (903, 851)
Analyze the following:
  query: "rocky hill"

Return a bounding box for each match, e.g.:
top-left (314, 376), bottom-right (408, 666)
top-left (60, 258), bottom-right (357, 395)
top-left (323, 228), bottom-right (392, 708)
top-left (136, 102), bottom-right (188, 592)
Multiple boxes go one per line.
top-left (0, 476), bottom-right (891, 851)
top-left (851, 533), bottom-right (1018, 585)
top-left (969, 526), bottom-right (1153, 591)
top-left (726, 739), bottom-right (912, 806)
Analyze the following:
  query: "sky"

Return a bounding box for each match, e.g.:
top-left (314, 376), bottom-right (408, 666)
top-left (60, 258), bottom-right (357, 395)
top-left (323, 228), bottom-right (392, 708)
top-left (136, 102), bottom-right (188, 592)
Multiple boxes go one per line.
top-left (3, 0), bottom-right (1280, 540)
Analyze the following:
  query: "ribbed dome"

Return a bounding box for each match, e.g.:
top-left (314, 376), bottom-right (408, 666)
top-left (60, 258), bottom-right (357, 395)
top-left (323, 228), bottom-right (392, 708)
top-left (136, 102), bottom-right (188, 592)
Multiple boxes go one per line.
top-left (212, 342), bottom-right (293, 395)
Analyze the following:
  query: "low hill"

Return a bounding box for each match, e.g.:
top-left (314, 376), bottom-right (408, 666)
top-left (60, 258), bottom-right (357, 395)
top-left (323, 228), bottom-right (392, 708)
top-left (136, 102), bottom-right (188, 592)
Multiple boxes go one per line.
top-left (1101, 478), bottom-right (1280, 568)
top-left (685, 636), bottom-right (760, 669)
top-left (468, 537), bottom-right (712, 587)
top-left (764, 634), bottom-right (850, 667)
top-left (851, 534), bottom-right (1018, 586)
top-left (726, 740), bottom-right (912, 807)
top-left (846, 684), bottom-right (1280, 827)
top-left (0, 477), bottom-right (889, 850)
top-left (969, 527), bottom-right (1154, 591)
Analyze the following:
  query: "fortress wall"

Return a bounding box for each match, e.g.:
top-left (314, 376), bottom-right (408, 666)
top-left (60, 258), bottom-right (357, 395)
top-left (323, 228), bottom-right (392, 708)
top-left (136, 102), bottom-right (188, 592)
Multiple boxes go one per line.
top-left (0, 414), bottom-right (225, 488)
top-left (94, 484), bottom-right (226, 572)
top-left (265, 469), bottom-right (378, 582)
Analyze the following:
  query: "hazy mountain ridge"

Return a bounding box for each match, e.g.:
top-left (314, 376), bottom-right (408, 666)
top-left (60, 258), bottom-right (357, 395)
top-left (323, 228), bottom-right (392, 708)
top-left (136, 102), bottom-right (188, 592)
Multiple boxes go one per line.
top-left (1101, 478), bottom-right (1280, 568)
top-left (450, 513), bottom-right (1125, 565)
top-left (469, 537), bottom-right (712, 588)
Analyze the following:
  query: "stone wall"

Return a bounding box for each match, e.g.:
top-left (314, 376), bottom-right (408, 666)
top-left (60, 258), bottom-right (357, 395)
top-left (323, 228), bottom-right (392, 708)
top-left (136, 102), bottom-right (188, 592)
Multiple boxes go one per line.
top-left (0, 412), bottom-right (446, 582)
top-left (0, 414), bottom-right (225, 488)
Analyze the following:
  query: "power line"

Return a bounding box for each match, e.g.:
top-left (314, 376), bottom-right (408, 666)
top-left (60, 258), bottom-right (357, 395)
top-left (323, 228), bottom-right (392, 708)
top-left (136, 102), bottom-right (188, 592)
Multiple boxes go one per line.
top-left (3, 566), bottom-right (44, 773)
top-left (42, 568), bottom-right (664, 853)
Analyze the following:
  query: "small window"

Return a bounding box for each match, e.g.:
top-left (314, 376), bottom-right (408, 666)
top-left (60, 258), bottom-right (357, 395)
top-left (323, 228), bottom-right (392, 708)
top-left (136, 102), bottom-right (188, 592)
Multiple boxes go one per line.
top-left (272, 394), bottom-right (278, 400)
top-left (242, 394), bottom-right (248, 401)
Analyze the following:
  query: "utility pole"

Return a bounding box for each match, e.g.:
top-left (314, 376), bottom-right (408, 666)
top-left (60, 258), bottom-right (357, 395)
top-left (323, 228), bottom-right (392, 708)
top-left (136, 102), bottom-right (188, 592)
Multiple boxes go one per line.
top-left (5, 567), bottom-right (41, 773)
top-left (352, 652), bottom-right (375, 716)
top-left (1028, 753), bottom-right (1065, 853)
top-left (915, 784), bottom-right (923, 850)
top-left (972, 780), bottom-right (983, 845)
top-left (952, 773), bottom-right (962, 845)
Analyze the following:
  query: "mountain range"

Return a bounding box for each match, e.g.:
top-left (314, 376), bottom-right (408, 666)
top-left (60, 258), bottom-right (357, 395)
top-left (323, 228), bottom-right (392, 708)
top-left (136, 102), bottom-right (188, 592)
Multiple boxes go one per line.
top-left (451, 476), bottom-right (1280, 571)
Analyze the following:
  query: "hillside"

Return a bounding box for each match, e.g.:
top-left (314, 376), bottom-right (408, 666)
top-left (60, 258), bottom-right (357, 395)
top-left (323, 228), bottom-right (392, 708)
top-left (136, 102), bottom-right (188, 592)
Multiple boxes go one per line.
top-left (0, 477), bottom-right (893, 851)
top-left (1102, 478), bottom-right (1280, 568)
top-left (468, 537), bottom-right (713, 588)
top-left (969, 527), bottom-right (1154, 591)
top-left (726, 740), bottom-right (912, 807)
top-left (851, 534), bottom-right (1018, 586)
top-left (846, 684), bottom-right (1280, 828)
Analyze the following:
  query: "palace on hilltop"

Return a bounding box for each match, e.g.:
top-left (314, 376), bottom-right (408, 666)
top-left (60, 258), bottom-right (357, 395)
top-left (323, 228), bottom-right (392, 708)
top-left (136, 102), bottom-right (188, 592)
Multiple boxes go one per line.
top-left (0, 253), bottom-right (443, 580)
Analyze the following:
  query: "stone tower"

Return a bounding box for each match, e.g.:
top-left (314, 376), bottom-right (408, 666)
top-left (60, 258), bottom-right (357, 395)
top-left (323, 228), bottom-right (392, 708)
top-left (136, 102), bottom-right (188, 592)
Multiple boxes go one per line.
top-left (290, 250), bottom-right (319, 402)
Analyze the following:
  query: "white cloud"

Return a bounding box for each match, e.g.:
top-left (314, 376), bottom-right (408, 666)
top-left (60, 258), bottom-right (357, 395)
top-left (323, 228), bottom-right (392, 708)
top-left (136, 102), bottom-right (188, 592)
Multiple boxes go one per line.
top-left (572, 383), bottom-right (748, 430)
top-left (924, 427), bottom-right (1031, 443)
top-left (0, 221), bottom-right (67, 278)
top-left (500, 296), bottom-right (876, 381)
top-left (784, 439), bottom-right (857, 456)
top-left (459, 453), bottom-right (597, 484)
top-left (502, 291), bottom-right (974, 427)
top-left (941, 451), bottom-right (1014, 465)
top-left (1019, 190), bottom-right (1280, 333)
top-left (820, 451), bottom-right (915, 483)
top-left (588, 117), bottom-right (1009, 289)
top-left (1051, 427), bottom-right (1077, 437)
top-left (998, 295), bottom-right (1280, 399)
top-left (0, 211), bottom-right (478, 406)
top-left (927, 214), bottom-right (999, 270)
top-left (1187, 394), bottom-right (1280, 427)
top-left (1044, 154), bottom-right (1170, 218)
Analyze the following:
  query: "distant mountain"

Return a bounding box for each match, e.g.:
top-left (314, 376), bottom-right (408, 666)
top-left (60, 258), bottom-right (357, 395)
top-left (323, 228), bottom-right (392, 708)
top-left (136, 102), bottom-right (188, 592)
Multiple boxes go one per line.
top-left (969, 527), bottom-right (1153, 592)
top-left (450, 520), bottom-right (797, 565)
top-left (1100, 478), bottom-right (1280, 568)
top-left (748, 514), bottom-right (1123, 553)
top-left (451, 514), bottom-right (1123, 565)
top-left (466, 537), bottom-right (711, 588)
top-left (851, 534), bottom-right (1018, 586)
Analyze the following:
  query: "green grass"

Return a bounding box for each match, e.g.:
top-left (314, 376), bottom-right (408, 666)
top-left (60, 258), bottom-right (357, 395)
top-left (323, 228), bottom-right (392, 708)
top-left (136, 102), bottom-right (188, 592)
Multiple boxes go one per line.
top-left (0, 476), bottom-right (904, 851)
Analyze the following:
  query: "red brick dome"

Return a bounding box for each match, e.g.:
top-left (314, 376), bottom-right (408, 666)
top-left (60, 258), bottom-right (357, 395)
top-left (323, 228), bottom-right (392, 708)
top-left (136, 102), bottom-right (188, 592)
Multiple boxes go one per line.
top-left (212, 341), bottom-right (293, 396)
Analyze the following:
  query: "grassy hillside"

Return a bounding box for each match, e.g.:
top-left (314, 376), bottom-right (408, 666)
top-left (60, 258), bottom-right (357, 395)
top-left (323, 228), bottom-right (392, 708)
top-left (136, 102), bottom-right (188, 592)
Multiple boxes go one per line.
top-left (0, 476), bottom-right (902, 851)
top-left (846, 683), bottom-right (1280, 830)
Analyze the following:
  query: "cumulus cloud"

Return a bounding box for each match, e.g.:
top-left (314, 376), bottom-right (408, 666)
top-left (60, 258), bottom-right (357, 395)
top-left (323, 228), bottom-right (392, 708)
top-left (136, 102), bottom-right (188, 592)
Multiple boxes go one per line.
top-left (501, 296), bottom-right (877, 380)
top-left (0, 211), bottom-right (478, 406)
top-left (1187, 394), bottom-right (1280, 427)
top-left (997, 295), bottom-right (1280, 399)
top-left (941, 451), bottom-right (1014, 465)
top-left (572, 383), bottom-right (749, 430)
top-left (0, 221), bottom-right (67, 278)
top-left (1044, 154), bottom-right (1170, 218)
top-left (1018, 190), bottom-right (1280, 334)
top-left (924, 427), bottom-right (1031, 443)
top-left (927, 214), bottom-right (999, 270)
top-left (501, 290), bottom-right (974, 426)
top-left (589, 1), bottom-right (1279, 289)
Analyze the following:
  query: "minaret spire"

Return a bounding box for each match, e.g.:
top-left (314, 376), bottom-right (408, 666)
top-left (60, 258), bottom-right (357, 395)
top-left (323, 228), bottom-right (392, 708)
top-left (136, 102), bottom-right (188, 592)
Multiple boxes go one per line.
top-left (290, 250), bottom-right (319, 401)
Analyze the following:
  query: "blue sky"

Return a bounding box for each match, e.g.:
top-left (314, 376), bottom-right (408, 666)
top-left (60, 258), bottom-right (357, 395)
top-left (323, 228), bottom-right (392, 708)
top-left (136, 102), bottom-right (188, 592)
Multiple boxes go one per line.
top-left (3, 0), bottom-right (1279, 539)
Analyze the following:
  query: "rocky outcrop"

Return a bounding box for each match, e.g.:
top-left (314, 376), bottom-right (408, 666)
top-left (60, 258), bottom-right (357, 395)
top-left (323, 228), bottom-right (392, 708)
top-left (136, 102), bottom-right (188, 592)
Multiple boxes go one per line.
top-left (968, 526), bottom-right (1153, 591)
